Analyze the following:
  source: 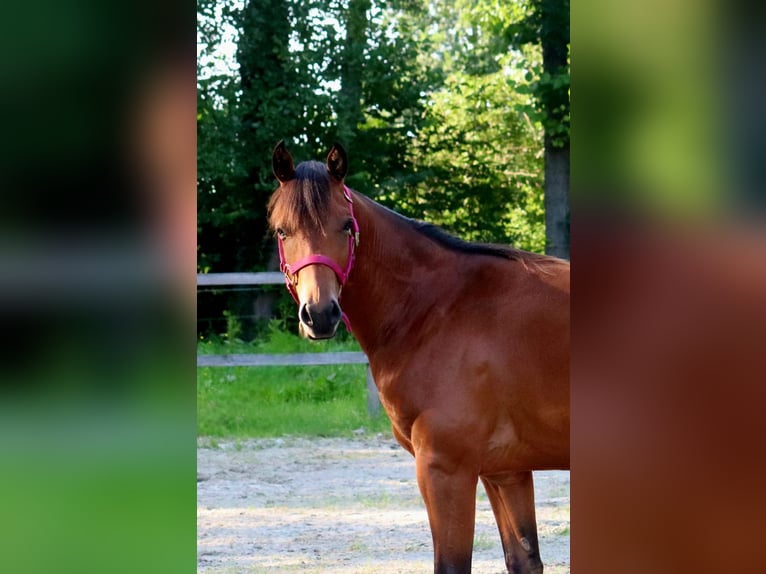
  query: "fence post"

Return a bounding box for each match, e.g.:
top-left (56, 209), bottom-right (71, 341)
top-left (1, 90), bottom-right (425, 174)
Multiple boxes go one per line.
top-left (366, 364), bottom-right (380, 417)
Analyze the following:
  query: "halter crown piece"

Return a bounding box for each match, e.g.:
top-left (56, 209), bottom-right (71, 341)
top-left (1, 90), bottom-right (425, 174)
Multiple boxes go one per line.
top-left (277, 185), bottom-right (360, 332)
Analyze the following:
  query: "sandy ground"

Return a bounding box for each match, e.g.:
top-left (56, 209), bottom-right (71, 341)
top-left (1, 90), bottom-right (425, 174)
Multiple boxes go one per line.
top-left (197, 435), bottom-right (570, 573)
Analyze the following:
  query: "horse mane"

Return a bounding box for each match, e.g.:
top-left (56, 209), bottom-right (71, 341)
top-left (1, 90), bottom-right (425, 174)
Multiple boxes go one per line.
top-left (409, 220), bottom-right (542, 262)
top-left (267, 161), bottom-right (330, 233)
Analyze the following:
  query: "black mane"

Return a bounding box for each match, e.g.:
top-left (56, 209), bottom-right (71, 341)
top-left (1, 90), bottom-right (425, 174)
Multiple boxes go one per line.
top-left (410, 219), bottom-right (530, 261)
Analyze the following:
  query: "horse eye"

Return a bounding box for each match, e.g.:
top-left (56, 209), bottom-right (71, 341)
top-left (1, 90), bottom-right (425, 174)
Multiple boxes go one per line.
top-left (342, 220), bottom-right (353, 234)
top-left (276, 228), bottom-right (287, 239)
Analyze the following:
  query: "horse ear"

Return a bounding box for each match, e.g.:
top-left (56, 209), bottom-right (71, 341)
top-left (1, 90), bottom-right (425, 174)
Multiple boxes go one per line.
top-left (272, 140), bottom-right (295, 183)
top-left (326, 142), bottom-right (348, 182)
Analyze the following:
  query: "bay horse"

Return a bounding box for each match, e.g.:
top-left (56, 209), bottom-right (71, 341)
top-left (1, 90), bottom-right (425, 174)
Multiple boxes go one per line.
top-left (268, 141), bottom-right (570, 574)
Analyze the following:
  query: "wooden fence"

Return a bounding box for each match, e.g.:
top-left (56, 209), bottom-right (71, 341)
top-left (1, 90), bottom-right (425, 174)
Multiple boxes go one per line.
top-left (197, 273), bottom-right (381, 415)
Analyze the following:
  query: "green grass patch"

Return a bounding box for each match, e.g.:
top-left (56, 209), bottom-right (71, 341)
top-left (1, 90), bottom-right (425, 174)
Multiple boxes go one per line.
top-left (198, 325), bottom-right (390, 437)
top-left (473, 532), bottom-right (497, 551)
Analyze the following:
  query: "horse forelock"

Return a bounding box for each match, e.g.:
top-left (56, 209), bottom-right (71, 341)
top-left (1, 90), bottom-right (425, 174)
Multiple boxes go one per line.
top-left (268, 160), bottom-right (332, 234)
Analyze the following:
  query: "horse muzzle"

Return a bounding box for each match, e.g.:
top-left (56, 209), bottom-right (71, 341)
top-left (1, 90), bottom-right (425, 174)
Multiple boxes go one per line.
top-left (298, 299), bottom-right (342, 339)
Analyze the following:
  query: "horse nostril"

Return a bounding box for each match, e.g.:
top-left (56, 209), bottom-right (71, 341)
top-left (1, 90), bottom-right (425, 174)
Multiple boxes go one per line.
top-left (299, 303), bottom-right (313, 326)
top-left (300, 301), bottom-right (341, 336)
top-left (330, 300), bottom-right (341, 323)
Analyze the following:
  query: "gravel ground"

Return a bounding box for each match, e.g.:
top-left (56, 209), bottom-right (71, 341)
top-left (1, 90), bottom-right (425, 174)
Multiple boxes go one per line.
top-left (198, 435), bottom-right (570, 573)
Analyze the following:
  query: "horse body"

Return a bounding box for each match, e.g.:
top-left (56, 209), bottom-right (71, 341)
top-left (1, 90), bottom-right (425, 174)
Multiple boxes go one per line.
top-left (268, 142), bottom-right (569, 574)
top-left (342, 192), bottom-right (569, 465)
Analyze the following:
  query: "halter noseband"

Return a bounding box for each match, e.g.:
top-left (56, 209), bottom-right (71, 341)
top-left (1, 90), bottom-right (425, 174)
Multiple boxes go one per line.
top-left (277, 185), bottom-right (360, 332)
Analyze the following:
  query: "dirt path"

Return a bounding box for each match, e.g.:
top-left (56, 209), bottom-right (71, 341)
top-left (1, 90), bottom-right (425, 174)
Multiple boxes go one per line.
top-left (197, 435), bottom-right (570, 573)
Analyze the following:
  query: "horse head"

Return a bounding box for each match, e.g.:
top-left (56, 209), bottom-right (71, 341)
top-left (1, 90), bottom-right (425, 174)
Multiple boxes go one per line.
top-left (268, 141), bottom-right (359, 339)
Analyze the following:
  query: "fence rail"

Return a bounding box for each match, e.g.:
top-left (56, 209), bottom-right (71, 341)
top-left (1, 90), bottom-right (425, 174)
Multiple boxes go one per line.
top-left (197, 351), bottom-right (369, 367)
top-left (197, 272), bottom-right (284, 286)
top-left (197, 273), bottom-right (381, 415)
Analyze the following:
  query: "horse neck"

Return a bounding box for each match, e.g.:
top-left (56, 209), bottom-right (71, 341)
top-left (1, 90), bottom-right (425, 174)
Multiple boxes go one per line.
top-left (340, 194), bottom-right (459, 356)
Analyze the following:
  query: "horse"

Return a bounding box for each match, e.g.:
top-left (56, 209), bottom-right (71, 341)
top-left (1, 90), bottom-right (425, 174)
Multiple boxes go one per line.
top-left (267, 141), bottom-right (570, 574)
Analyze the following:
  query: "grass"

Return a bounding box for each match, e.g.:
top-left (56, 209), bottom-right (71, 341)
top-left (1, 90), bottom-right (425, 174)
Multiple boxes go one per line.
top-left (197, 325), bottom-right (391, 438)
top-left (347, 540), bottom-right (369, 553)
top-left (473, 532), bottom-right (497, 551)
top-left (356, 491), bottom-right (395, 508)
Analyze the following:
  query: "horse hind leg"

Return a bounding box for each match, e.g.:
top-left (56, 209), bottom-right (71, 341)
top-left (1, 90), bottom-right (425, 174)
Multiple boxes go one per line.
top-left (481, 472), bottom-right (543, 574)
top-left (481, 478), bottom-right (519, 571)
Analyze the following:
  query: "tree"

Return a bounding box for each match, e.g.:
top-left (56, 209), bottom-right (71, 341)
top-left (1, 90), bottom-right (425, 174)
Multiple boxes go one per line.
top-left (377, 0), bottom-right (547, 251)
top-left (336, 0), bottom-right (439, 198)
top-left (198, 0), bottom-right (336, 337)
top-left (382, 64), bottom-right (546, 251)
top-left (197, 0), bottom-right (340, 276)
top-left (235, 0), bottom-right (315, 267)
top-left (506, 0), bottom-right (570, 258)
top-left (336, 0), bottom-right (371, 147)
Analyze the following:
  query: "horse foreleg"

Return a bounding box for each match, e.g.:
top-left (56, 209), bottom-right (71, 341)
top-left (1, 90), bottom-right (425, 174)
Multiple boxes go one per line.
top-left (482, 471), bottom-right (543, 574)
top-left (415, 451), bottom-right (478, 574)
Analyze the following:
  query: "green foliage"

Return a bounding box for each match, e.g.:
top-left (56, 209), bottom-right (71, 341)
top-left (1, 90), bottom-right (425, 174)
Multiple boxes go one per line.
top-left (222, 309), bottom-right (242, 342)
top-left (199, 319), bottom-right (360, 354)
top-left (373, 1), bottom-right (547, 250)
top-left (503, 0), bottom-right (570, 148)
top-left (381, 52), bottom-right (546, 251)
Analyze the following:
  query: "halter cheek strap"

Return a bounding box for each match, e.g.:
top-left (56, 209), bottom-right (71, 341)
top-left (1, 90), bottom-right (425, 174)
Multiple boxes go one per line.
top-left (277, 185), bottom-right (359, 332)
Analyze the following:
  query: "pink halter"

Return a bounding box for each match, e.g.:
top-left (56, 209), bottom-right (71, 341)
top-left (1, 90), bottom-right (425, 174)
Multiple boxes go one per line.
top-left (277, 185), bottom-right (360, 332)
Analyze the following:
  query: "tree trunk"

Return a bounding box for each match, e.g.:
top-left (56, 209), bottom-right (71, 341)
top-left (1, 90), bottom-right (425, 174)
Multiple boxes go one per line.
top-left (540, 0), bottom-right (570, 259)
top-left (337, 0), bottom-right (370, 146)
top-left (544, 141), bottom-right (570, 259)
